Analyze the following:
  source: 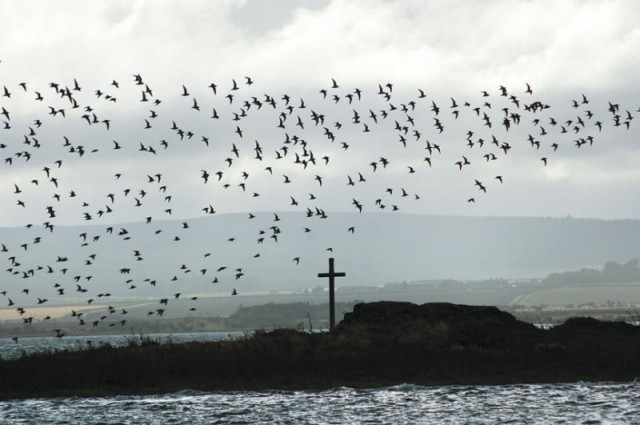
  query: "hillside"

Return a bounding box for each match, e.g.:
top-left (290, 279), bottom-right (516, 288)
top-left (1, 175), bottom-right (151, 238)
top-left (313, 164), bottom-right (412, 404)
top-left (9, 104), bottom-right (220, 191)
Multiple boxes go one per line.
top-left (2, 213), bottom-right (640, 304)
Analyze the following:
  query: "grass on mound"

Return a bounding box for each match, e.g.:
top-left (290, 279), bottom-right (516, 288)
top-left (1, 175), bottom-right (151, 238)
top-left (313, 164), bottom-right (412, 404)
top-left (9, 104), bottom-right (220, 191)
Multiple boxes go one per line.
top-left (1, 311), bottom-right (640, 399)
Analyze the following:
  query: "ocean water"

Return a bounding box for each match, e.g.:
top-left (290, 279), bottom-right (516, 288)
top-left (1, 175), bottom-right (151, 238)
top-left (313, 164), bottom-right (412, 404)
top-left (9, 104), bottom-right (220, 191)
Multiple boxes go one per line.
top-left (0, 331), bottom-right (244, 360)
top-left (1, 382), bottom-right (639, 424)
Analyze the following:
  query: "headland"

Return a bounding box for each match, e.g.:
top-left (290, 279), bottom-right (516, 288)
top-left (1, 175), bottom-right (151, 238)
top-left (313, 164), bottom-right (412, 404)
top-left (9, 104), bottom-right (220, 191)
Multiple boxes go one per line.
top-left (1, 301), bottom-right (639, 400)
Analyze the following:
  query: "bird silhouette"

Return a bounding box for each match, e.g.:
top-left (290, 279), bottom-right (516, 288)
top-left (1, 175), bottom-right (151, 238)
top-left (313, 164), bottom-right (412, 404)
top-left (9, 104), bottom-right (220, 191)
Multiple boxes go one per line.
top-left (0, 70), bottom-right (632, 335)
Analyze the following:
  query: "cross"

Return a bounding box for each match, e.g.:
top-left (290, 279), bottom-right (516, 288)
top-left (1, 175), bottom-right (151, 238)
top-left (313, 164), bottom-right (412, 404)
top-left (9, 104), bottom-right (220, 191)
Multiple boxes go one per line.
top-left (318, 257), bottom-right (346, 332)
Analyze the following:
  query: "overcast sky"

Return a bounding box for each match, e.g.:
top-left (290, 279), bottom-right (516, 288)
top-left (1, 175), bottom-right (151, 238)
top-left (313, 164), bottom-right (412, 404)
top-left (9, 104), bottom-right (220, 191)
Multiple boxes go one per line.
top-left (1, 0), bottom-right (640, 226)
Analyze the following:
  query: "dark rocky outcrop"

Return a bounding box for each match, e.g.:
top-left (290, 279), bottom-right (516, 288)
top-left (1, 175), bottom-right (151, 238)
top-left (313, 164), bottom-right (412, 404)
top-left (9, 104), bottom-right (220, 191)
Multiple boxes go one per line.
top-left (1, 302), bottom-right (639, 399)
top-left (339, 301), bottom-right (541, 349)
top-left (341, 301), bottom-right (520, 327)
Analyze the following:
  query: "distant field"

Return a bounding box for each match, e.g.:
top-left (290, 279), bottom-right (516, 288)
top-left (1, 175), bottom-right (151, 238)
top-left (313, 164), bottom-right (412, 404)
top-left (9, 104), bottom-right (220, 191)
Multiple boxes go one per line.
top-left (6, 283), bottom-right (638, 323)
top-left (4, 283), bottom-right (640, 337)
top-left (0, 305), bottom-right (101, 321)
top-left (510, 284), bottom-right (640, 306)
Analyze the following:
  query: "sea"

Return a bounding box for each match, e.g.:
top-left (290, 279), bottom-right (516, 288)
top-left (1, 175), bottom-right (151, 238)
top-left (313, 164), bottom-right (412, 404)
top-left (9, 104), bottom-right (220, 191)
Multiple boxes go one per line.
top-left (1, 333), bottom-right (639, 424)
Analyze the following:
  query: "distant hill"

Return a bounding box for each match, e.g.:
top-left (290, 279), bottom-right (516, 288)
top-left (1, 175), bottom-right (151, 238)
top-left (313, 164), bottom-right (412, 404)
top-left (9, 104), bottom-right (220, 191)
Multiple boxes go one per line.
top-left (1, 213), bottom-right (640, 303)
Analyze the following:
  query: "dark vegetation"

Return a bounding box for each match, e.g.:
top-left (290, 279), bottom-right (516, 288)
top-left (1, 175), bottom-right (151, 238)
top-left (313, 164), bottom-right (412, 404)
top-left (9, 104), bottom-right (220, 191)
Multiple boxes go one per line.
top-left (543, 259), bottom-right (640, 285)
top-left (225, 301), bottom-right (356, 330)
top-left (1, 301), bottom-right (640, 400)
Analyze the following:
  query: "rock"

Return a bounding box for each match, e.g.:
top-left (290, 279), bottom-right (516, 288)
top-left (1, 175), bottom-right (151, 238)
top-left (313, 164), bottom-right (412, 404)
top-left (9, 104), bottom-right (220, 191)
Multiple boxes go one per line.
top-left (339, 301), bottom-right (418, 327)
top-left (338, 301), bottom-right (540, 349)
top-left (340, 301), bottom-right (521, 328)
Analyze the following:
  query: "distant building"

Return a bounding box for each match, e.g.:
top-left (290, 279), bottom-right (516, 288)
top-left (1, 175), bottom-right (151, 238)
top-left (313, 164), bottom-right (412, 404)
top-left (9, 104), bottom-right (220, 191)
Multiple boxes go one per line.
top-left (311, 285), bottom-right (325, 294)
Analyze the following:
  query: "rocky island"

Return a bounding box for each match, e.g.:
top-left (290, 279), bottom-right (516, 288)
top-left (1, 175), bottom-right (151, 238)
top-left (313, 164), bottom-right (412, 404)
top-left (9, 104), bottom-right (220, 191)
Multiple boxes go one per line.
top-left (1, 301), bottom-right (639, 399)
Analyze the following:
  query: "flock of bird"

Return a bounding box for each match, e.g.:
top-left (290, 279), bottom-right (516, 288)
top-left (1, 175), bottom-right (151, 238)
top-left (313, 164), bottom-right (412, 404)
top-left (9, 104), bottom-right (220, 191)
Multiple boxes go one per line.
top-left (0, 66), bottom-right (637, 340)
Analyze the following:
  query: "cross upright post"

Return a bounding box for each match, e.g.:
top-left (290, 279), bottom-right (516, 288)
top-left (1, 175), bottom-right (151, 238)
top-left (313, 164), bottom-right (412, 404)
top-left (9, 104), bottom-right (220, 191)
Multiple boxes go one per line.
top-left (317, 257), bottom-right (346, 332)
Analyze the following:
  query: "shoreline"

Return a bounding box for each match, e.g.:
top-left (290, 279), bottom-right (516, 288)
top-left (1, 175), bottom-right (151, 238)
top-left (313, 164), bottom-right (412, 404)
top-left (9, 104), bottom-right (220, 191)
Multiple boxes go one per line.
top-left (2, 302), bottom-right (640, 400)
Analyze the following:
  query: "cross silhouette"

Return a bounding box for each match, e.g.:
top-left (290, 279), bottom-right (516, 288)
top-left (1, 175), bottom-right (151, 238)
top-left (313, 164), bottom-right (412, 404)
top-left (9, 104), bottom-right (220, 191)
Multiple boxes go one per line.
top-left (318, 257), bottom-right (346, 331)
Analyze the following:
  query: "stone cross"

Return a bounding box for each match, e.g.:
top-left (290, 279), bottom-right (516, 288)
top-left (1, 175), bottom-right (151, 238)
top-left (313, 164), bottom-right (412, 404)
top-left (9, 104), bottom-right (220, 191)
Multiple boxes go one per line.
top-left (317, 257), bottom-right (346, 332)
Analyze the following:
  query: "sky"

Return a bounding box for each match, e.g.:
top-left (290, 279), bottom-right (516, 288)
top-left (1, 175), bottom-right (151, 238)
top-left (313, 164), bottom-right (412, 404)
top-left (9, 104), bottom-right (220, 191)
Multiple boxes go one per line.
top-left (0, 0), bottom-right (640, 228)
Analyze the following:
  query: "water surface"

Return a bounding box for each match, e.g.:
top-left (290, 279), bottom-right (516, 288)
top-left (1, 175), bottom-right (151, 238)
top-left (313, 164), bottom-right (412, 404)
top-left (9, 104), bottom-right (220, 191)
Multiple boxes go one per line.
top-left (1, 382), bottom-right (638, 424)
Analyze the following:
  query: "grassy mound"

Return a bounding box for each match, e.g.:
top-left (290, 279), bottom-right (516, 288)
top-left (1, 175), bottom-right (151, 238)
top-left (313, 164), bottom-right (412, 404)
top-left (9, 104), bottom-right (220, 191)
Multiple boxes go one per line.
top-left (1, 302), bottom-right (639, 399)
